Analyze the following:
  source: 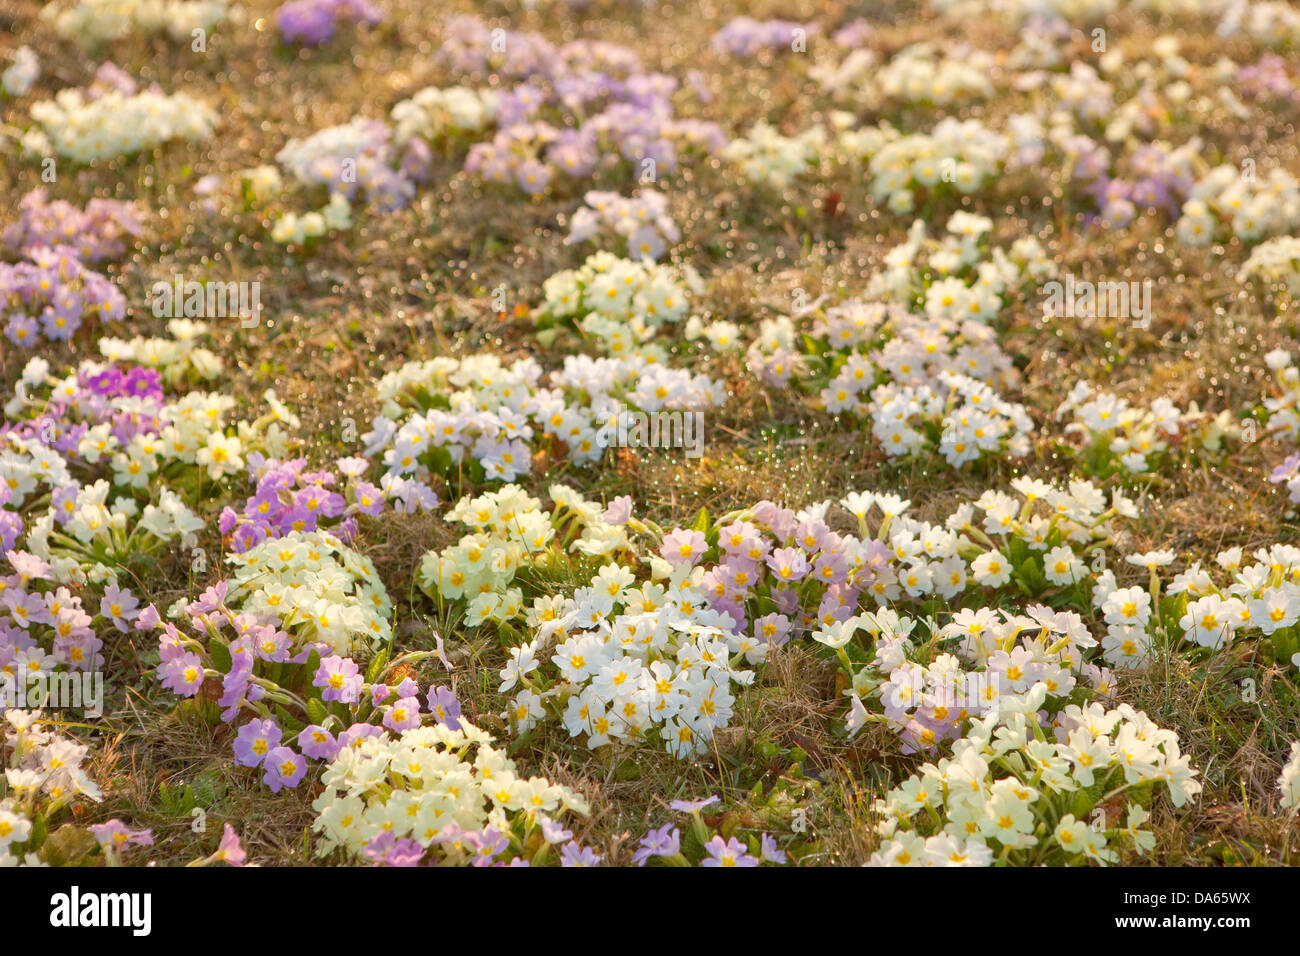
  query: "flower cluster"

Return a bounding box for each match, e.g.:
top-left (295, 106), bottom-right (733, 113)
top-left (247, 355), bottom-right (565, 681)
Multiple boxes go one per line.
top-left (872, 215), bottom-right (1055, 311)
top-left (1055, 381), bottom-right (1236, 478)
top-left (1, 710), bottom-right (106, 867)
top-left (1, 548), bottom-right (113, 687)
top-left (446, 17), bottom-right (724, 195)
top-left (709, 18), bottom-right (816, 57)
top-left (2, 47), bottom-right (38, 97)
top-left (844, 42), bottom-right (995, 109)
top-left (364, 351), bottom-right (721, 484)
top-left (41, 0), bottom-right (235, 45)
top-left (1128, 543), bottom-right (1300, 665)
top-left (836, 606), bottom-right (1108, 754)
top-left (724, 122), bottom-right (826, 190)
top-left (275, 118), bottom-right (429, 213)
top-left (276, 0), bottom-right (381, 46)
top-left (150, 578), bottom-right (461, 810)
top-left (1, 245), bottom-right (126, 347)
top-left (27, 71), bottom-right (217, 164)
top-left (22, 482), bottom-right (203, 592)
top-left (841, 119), bottom-right (1013, 214)
top-left (417, 487), bottom-right (765, 757)
top-left (869, 693), bottom-right (1200, 866)
top-left (416, 484), bottom-right (631, 625)
top-left (222, 530), bottom-right (394, 655)
top-left (1073, 138), bottom-right (1200, 231)
top-left (311, 719), bottom-right (589, 864)
top-left (684, 497), bottom-right (890, 644)
top-left (8, 348), bottom-right (278, 488)
top-left (746, 218), bottom-right (1050, 468)
top-left (1, 357), bottom-right (237, 585)
top-left (868, 370), bottom-right (1034, 469)
top-left (822, 301), bottom-right (1016, 404)
top-left (518, 560), bottom-right (760, 757)
top-left (2, 335), bottom-right (304, 593)
top-left (748, 216), bottom-right (1045, 410)
top-left (3, 189), bottom-right (141, 264)
top-left (391, 86), bottom-right (500, 148)
top-left (217, 455), bottom-right (412, 553)
top-left (1238, 235), bottom-right (1300, 299)
top-left (536, 252), bottom-right (700, 353)
top-left (1177, 165), bottom-right (1300, 245)
top-left (839, 478), bottom-right (1137, 619)
top-left (566, 190), bottom-right (680, 262)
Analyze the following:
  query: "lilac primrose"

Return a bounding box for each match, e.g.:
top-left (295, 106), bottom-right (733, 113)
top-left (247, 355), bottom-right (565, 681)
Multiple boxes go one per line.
top-left (701, 835), bottom-right (759, 867)
top-left (262, 746), bottom-right (307, 793)
top-left (233, 719), bottom-right (283, 768)
top-left (633, 823), bottom-right (681, 865)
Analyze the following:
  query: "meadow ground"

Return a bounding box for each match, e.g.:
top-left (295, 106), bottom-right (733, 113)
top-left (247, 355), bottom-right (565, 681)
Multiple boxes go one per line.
top-left (3, 0), bottom-right (1300, 867)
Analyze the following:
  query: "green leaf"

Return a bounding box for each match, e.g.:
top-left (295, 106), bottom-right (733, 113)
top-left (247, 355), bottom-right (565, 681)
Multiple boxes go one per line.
top-left (1018, 556), bottom-right (1044, 590)
top-left (276, 704), bottom-right (305, 736)
top-left (306, 698), bottom-right (328, 726)
top-left (29, 813), bottom-right (48, 851)
top-left (38, 825), bottom-right (97, 866)
top-left (208, 637), bottom-right (232, 674)
top-left (366, 650), bottom-right (390, 684)
top-left (692, 507), bottom-right (709, 534)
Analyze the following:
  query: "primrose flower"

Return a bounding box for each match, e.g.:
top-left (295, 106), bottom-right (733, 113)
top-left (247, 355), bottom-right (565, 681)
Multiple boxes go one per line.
top-left (158, 651), bottom-right (205, 697)
top-left (426, 685), bottom-right (463, 730)
top-left (88, 820), bottom-right (154, 850)
top-left (538, 815), bottom-right (573, 844)
top-left (314, 655), bottom-right (363, 704)
top-left (670, 795), bottom-right (719, 813)
top-left (701, 835), bottom-right (759, 867)
top-left (383, 696), bottom-right (423, 732)
top-left (233, 719), bottom-right (283, 768)
top-left (262, 746), bottom-right (307, 793)
top-left (760, 833), bottom-right (787, 864)
top-left (661, 529), bottom-right (708, 566)
top-left (364, 830), bottom-right (426, 867)
top-left (971, 551), bottom-right (1011, 588)
top-left (767, 547), bottom-right (810, 582)
top-left (560, 842), bottom-right (602, 867)
top-left (297, 725), bottom-right (339, 760)
top-left (633, 824), bottom-right (681, 865)
top-left (215, 824), bottom-right (246, 866)
top-left (603, 495), bottom-right (633, 526)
